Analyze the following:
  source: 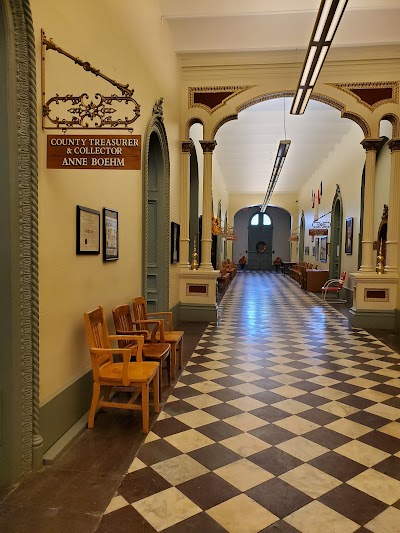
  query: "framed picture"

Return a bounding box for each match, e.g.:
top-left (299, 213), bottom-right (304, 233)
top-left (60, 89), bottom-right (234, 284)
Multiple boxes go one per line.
top-left (103, 208), bottom-right (119, 261)
top-left (76, 205), bottom-right (100, 254)
top-left (345, 217), bottom-right (353, 254)
top-left (171, 222), bottom-right (180, 264)
top-left (314, 238), bottom-right (320, 261)
top-left (320, 236), bottom-right (327, 262)
top-left (305, 246), bottom-right (310, 256)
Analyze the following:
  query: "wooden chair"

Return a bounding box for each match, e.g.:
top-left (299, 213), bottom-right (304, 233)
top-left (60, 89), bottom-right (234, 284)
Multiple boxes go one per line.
top-left (112, 304), bottom-right (172, 389)
top-left (133, 296), bottom-right (184, 381)
top-left (83, 305), bottom-right (160, 434)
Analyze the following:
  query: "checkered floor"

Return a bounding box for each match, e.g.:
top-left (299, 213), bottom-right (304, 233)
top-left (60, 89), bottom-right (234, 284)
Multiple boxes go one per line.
top-left (97, 272), bottom-right (400, 533)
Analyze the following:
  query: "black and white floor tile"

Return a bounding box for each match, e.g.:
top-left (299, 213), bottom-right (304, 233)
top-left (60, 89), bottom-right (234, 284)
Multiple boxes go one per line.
top-left (97, 272), bottom-right (400, 533)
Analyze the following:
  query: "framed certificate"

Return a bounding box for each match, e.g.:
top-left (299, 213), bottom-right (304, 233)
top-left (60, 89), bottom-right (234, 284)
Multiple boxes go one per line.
top-left (76, 205), bottom-right (100, 254)
top-left (103, 208), bottom-right (119, 261)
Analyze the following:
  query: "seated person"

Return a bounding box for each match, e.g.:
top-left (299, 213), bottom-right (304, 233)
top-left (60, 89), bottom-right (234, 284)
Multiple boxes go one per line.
top-left (273, 256), bottom-right (282, 272)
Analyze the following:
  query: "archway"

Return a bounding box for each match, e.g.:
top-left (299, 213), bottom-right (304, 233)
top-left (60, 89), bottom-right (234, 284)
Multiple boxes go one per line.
top-left (248, 212), bottom-right (273, 270)
top-left (0, 0), bottom-right (39, 488)
top-left (143, 109), bottom-right (170, 313)
top-left (330, 185), bottom-right (343, 279)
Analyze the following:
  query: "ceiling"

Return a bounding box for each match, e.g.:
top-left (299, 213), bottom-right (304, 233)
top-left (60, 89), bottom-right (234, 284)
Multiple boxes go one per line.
top-left (159, 1), bottom-right (400, 197)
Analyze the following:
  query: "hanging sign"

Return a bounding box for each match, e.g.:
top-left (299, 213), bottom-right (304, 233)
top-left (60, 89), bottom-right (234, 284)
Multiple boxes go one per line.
top-left (309, 229), bottom-right (328, 236)
top-left (47, 135), bottom-right (141, 170)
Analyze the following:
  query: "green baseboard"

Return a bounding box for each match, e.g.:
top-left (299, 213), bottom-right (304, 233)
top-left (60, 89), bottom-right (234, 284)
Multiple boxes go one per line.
top-left (349, 308), bottom-right (396, 330)
top-left (170, 302), bottom-right (181, 328)
top-left (395, 309), bottom-right (400, 333)
top-left (180, 303), bottom-right (218, 322)
top-left (40, 371), bottom-right (92, 453)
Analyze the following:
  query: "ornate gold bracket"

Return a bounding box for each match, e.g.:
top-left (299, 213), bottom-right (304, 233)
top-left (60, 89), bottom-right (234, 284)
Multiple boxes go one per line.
top-left (41, 30), bottom-right (140, 130)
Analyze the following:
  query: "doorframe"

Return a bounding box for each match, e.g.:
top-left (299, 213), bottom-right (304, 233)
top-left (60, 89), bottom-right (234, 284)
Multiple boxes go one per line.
top-left (329, 185), bottom-right (343, 279)
top-left (0, 0), bottom-right (40, 487)
top-left (299, 211), bottom-right (305, 262)
top-left (142, 101), bottom-right (170, 311)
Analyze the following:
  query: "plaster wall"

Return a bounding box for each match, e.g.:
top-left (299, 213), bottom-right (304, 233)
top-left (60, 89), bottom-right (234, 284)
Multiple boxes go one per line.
top-left (31, 0), bottom-right (181, 407)
top-left (297, 122), bottom-right (365, 291)
top-left (374, 141), bottom-right (391, 236)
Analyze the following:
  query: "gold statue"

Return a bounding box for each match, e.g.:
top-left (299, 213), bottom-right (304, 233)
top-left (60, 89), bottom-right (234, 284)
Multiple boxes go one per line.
top-left (376, 239), bottom-right (385, 274)
top-left (191, 236), bottom-right (199, 270)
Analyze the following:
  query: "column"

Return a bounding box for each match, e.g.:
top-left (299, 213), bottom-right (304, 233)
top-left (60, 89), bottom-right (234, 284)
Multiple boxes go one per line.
top-left (199, 140), bottom-right (217, 270)
top-left (385, 139), bottom-right (400, 273)
top-left (180, 140), bottom-right (193, 268)
top-left (359, 139), bottom-right (381, 272)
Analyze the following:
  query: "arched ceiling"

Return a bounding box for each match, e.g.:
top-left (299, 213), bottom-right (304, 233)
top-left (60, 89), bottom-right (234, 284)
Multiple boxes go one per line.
top-left (160, 1), bottom-right (400, 196)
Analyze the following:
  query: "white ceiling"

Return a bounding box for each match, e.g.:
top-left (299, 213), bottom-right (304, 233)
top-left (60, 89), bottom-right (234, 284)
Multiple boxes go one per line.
top-left (159, 1), bottom-right (400, 197)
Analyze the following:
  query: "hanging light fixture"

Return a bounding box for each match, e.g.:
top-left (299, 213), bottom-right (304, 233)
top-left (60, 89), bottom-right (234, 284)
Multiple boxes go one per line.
top-left (260, 98), bottom-right (290, 213)
top-left (291, 0), bottom-right (348, 115)
top-left (260, 140), bottom-right (291, 213)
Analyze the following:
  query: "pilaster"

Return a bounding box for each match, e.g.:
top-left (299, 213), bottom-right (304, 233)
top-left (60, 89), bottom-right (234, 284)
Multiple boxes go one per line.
top-left (199, 140), bottom-right (217, 270)
top-left (359, 139), bottom-right (381, 272)
top-left (180, 140), bottom-right (193, 268)
top-left (385, 139), bottom-right (400, 276)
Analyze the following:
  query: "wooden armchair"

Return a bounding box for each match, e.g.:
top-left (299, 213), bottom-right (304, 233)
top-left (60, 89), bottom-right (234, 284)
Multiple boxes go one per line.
top-left (112, 304), bottom-right (171, 389)
top-left (133, 296), bottom-right (184, 380)
top-left (83, 305), bottom-right (160, 434)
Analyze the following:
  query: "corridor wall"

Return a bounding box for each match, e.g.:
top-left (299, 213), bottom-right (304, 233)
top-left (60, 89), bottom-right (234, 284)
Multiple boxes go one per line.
top-left (31, 0), bottom-right (181, 451)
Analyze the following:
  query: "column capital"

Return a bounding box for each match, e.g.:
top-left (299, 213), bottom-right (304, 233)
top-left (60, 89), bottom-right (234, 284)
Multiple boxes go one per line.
top-left (181, 140), bottom-right (194, 153)
top-left (388, 138), bottom-right (400, 152)
top-left (200, 140), bottom-right (217, 153)
top-left (361, 138), bottom-right (382, 152)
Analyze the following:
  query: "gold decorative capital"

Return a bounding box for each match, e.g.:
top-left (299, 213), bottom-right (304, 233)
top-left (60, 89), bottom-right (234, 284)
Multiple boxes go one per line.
top-left (181, 140), bottom-right (194, 153)
top-left (200, 140), bottom-right (217, 153)
top-left (361, 139), bottom-right (383, 152)
top-left (388, 139), bottom-right (400, 152)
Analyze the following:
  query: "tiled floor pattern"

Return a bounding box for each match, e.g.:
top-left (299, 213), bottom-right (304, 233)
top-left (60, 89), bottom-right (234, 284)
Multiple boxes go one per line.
top-left (97, 272), bottom-right (400, 533)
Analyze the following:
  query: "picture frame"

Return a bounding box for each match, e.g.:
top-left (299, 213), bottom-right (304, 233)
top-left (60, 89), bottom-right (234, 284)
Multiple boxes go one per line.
top-left (305, 245), bottom-right (310, 256)
top-left (320, 236), bottom-right (327, 262)
top-left (171, 222), bottom-right (180, 264)
top-left (345, 217), bottom-right (353, 254)
top-left (103, 208), bottom-right (119, 261)
top-left (314, 237), bottom-right (320, 261)
top-left (76, 205), bottom-right (100, 255)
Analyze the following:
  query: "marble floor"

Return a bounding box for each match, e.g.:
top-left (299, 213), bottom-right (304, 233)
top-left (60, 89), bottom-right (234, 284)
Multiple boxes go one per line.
top-left (97, 272), bottom-right (400, 533)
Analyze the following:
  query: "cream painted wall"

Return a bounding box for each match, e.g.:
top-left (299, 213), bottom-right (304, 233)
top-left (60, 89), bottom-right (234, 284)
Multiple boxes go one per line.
top-left (297, 122), bottom-right (365, 291)
top-left (374, 143), bottom-right (390, 237)
top-left (32, 0), bottom-right (181, 404)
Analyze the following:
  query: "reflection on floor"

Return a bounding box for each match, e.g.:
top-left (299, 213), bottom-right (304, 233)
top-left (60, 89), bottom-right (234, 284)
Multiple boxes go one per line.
top-left (1, 272), bottom-right (400, 532)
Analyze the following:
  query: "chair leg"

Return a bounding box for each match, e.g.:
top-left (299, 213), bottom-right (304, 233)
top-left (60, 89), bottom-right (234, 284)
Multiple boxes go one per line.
top-left (170, 344), bottom-right (176, 380)
top-left (141, 383), bottom-right (149, 434)
top-left (153, 369), bottom-right (160, 413)
top-left (178, 338), bottom-right (183, 369)
top-left (167, 352), bottom-right (171, 386)
top-left (88, 382), bottom-right (101, 429)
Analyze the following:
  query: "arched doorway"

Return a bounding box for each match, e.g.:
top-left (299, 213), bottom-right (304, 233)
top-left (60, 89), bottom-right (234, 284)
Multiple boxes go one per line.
top-left (0, 0), bottom-right (39, 487)
top-left (330, 185), bottom-right (343, 279)
top-left (143, 107), bottom-right (170, 313)
top-left (248, 212), bottom-right (273, 270)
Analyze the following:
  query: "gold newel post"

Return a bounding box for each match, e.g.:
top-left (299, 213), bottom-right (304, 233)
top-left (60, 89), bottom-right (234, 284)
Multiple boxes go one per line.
top-left (376, 239), bottom-right (385, 274)
top-left (191, 236), bottom-right (199, 270)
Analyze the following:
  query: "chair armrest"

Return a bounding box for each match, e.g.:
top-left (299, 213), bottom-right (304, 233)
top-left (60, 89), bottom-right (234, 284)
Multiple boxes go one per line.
top-left (115, 328), bottom-right (148, 338)
top-left (108, 335), bottom-right (144, 362)
top-left (90, 347), bottom-right (135, 386)
top-left (148, 311), bottom-right (173, 330)
top-left (322, 279), bottom-right (340, 289)
top-left (133, 320), bottom-right (164, 343)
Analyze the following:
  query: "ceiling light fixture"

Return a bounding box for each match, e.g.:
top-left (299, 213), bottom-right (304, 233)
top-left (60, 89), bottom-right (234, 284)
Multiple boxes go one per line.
top-left (260, 140), bottom-right (291, 213)
top-left (290, 0), bottom-right (348, 115)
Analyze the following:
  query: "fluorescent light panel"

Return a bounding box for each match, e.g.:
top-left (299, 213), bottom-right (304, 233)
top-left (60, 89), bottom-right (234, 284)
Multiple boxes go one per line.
top-left (290, 0), bottom-right (348, 115)
top-left (260, 140), bottom-right (291, 213)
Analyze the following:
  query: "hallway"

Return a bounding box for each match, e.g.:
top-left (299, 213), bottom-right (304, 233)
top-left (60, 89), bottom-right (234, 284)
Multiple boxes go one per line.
top-left (97, 272), bottom-right (400, 532)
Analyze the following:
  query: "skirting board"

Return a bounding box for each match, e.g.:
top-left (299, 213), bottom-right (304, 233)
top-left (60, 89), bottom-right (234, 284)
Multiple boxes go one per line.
top-left (180, 302), bottom-right (218, 322)
top-left (349, 308), bottom-right (396, 330)
top-left (40, 370), bottom-right (92, 454)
